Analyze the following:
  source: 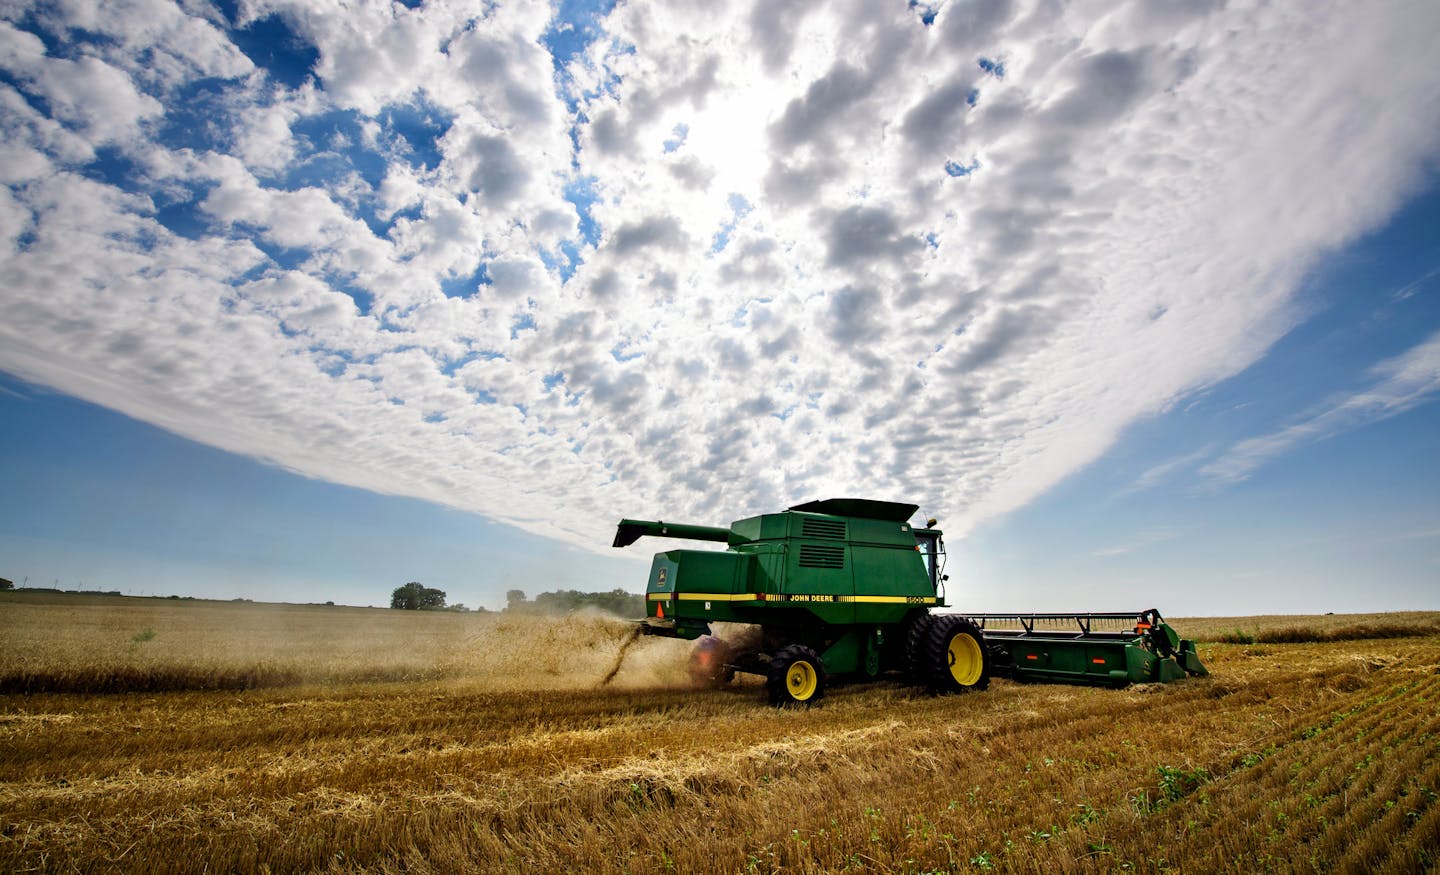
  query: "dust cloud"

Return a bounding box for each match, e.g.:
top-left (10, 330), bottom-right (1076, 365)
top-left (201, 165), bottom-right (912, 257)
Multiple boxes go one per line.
top-left (444, 611), bottom-right (699, 691)
top-left (2, 594), bottom-right (768, 694)
top-left (598, 625), bottom-right (643, 686)
top-left (443, 614), bottom-right (772, 692)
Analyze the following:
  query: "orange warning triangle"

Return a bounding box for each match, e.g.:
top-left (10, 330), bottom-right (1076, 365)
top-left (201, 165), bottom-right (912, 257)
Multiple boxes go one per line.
top-left (656, 602), bottom-right (665, 619)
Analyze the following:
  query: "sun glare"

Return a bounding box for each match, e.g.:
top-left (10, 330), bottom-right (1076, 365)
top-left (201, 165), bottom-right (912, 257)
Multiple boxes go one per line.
top-left (682, 90), bottom-right (771, 196)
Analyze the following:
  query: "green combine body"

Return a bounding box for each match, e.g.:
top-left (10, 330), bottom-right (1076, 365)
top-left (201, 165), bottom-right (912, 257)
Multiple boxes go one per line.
top-left (614, 498), bottom-right (1206, 705)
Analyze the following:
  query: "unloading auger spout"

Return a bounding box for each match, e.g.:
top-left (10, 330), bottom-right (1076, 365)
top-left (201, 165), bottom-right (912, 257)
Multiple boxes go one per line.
top-left (612, 519), bottom-right (733, 548)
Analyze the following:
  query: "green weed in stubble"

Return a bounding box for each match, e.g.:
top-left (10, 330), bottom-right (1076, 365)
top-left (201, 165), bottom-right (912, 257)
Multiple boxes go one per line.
top-left (1212, 620), bottom-right (1440, 645)
top-left (1258, 622), bottom-right (1440, 643)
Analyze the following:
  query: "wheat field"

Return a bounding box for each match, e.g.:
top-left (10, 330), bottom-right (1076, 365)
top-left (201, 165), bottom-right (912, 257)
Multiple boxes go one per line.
top-left (2, 592), bottom-right (1437, 873)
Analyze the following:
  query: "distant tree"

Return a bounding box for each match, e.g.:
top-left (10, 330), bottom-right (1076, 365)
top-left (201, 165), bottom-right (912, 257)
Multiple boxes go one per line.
top-left (390, 581), bottom-right (447, 610)
top-left (392, 582), bottom-right (421, 609)
top-left (505, 589), bottom-right (528, 611)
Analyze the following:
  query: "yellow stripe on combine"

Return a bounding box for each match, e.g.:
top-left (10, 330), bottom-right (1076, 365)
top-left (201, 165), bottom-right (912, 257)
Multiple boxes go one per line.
top-left (646, 592), bottom-right (759, 601)
top-left (646, 593), bottom-right (937, 604)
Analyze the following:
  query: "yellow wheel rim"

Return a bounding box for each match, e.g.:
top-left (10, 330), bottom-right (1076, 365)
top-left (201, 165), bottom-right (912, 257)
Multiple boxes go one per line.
top-left (947, 633), bottom-right (983, 686)
top-left (786, 660), bottom-right (818, 701)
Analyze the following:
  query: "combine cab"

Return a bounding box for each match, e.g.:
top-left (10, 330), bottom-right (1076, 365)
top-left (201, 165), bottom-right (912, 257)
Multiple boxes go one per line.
top-left (614, 498), bottom-right (1206, 705)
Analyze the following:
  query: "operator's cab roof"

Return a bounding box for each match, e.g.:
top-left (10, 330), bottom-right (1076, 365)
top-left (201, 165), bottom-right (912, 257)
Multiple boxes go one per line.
top-left (786, 498), bottom-right (919, 522)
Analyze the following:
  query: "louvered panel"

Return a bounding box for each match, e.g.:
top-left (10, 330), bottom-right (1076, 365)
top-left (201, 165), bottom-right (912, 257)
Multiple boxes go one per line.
top-left (800, 518), bottom-right (847, 540)
top-left (797, 544), bottom-right (845, 568)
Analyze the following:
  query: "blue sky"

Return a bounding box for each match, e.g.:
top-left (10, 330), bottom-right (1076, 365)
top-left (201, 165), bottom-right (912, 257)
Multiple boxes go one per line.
top-left (964, 184), bottom-right (1440, 615)
top-left (1, 0), bottom-right (1438, 613)
top-left (0, 373), bottom-right (641, 607)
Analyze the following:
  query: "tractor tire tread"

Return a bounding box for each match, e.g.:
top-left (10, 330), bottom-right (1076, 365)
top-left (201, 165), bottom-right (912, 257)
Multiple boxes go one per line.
top-left (924, 614), bottom-right (991, 694)
top-left (766, 643), bottom-right (826, 707)
top-left (903, 611), bottom-right (935, 684)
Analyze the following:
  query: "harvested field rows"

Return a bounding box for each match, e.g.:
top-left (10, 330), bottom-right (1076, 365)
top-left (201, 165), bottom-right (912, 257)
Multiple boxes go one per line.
top-left (1, 595), bottom-right (1438, 872)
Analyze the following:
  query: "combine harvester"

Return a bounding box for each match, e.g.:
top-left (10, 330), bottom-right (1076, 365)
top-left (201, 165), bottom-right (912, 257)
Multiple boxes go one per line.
top-left (614, 498), bottom-right (1206, 705)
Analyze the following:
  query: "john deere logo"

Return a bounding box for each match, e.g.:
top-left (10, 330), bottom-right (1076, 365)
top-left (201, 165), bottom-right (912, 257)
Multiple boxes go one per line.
top-left (656, 568), bottom-right (667, 588)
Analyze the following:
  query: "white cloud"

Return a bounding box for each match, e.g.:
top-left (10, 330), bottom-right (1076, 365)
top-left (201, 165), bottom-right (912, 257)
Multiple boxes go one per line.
top-left (1392, 265), bottom-right (1440, 302)
top-left (0, 21), bottom-right (163, 148)
top-left (1202, 331), bottom-right (1440, 485)
top-left (1121, 447), bottom-right (1216, 496)
top-left (1092, 526), bottom-right (1182, 559)
top-left (231, 99), bottom-right (302, 171)
top-left (25, 0), bottom-right (252, 83)
top-left (1, 0), bottom-right (1438, 554)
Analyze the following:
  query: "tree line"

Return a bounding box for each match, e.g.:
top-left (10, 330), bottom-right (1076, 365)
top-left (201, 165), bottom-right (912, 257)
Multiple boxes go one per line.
top-left (389, 583), bottom-right (643, 618)
top-left (504, 588), bottom-right (644, 618)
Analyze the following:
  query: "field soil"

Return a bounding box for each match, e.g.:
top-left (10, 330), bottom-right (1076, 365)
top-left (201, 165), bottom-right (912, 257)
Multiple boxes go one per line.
top-left (1, 593), bottom-right (1437, 873)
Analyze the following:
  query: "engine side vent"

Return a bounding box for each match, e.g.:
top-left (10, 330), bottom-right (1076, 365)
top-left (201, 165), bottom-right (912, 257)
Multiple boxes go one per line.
top-left (798, 544), bottom-right (845, 569)
top-left (800, 518), bottom-right (847, 540)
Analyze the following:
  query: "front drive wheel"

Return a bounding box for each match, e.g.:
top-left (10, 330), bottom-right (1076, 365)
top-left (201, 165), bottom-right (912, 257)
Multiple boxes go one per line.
top-left (925, 615), bottom-right (990, 694)
top-left (766, 644), bottom-right (826, 706)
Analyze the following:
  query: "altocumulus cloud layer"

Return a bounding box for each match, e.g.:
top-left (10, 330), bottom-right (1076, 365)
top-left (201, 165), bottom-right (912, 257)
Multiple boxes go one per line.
top-left (2, 0), bottom-right (1439, 549)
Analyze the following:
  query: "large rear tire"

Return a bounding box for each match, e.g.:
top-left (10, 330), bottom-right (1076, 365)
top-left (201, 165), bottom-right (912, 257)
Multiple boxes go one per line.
top-left (925, 615), bottom-right (990, 694)
top-left (903, 612), bottom-right (935, 684)
top-left (766, 644), bottom-right (826, 706)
